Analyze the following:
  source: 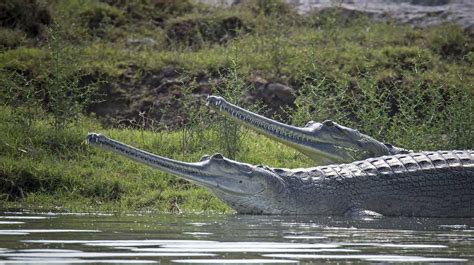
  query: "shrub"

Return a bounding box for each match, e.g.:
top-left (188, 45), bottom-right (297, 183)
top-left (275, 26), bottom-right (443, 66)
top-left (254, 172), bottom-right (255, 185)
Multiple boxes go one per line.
top-left (0, 28), bottom-right (28, 49)
top-left (376, 46), bottom-right (434, 72)
top-left (166, 15), bottom-right (251, 49)
top-left (247, 0), bottom-right (293, 17)
top-left (79, 3), bottom-right (125, 33)
top-left (0, 0), bottom-right (52, 38)
top-left (102, 0), bottom-right (195, 25)
top-left (425, 24), bottom-right (473, 60)
top-left (308, 7), bottom-right (371, 28)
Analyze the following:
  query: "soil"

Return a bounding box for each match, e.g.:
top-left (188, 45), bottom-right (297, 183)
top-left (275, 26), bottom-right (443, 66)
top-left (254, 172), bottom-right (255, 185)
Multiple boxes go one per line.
top-left (86, 65), bottom-right (297, 129)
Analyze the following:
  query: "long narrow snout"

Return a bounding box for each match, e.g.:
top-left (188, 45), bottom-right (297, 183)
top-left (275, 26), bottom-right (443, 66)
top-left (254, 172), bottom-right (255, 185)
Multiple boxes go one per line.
top-left (206, 96), bottom-right (405, 164)
top-left (206, 96), bottom-right (352, 163)
top-left (86, 133), bottom-right (265, 195)
top-left (87, 133), bottom-right (216, 187)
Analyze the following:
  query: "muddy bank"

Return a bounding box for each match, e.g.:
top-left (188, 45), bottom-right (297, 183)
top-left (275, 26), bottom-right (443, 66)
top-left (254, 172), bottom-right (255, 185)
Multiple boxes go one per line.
top-left (88, 67), bottom-right (296, 129)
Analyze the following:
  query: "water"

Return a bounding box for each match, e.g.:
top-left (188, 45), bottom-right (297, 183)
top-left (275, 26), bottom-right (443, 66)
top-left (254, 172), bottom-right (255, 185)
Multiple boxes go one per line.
top-left (0, 212), bottom-right (473, 264)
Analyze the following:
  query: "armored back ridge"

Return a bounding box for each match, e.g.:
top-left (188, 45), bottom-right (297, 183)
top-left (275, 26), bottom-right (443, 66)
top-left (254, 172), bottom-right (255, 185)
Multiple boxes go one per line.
top-left (283, 151), bottom-right (474, 216)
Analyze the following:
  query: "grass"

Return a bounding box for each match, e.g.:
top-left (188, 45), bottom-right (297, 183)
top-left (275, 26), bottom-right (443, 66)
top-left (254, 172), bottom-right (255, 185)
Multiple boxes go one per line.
top-left (0, 0), bottom-right (473, 213)
top-left (0, 105), bottom-right (312, 212)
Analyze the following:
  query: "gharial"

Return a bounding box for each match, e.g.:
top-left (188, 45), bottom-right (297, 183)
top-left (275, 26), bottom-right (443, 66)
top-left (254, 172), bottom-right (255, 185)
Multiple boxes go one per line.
top-left (86, 96), bottom-right (474, 217)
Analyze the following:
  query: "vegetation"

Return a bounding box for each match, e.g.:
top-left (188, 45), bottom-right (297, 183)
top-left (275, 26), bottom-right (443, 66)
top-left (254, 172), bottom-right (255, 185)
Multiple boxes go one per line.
top-left (0, 0), bottom-right (472, 213)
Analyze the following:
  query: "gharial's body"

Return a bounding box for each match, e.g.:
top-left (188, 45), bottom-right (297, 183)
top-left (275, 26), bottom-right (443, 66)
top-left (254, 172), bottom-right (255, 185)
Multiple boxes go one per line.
top-left (271, 150), bottom-right (473, 217)
top-left (87, 133), bottom-right (474, 217)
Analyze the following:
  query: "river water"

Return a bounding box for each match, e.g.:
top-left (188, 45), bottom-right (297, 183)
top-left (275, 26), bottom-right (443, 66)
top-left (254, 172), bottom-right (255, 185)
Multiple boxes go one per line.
top-left (0, 212), bottom-right (473, 264)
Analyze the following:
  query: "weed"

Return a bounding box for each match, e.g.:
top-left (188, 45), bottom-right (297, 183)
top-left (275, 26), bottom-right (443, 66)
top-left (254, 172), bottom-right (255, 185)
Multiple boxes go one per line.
top-left (0, 0), bottom-right (52, 38)
top-left (0, 28), bottom-right (28, 49)
top-left (79, 2), bottom-right (125, 37)
top-left (46, 25), bottom-right (99, 129)
top-left (211, 50), bottom-right (249, 159)
top-left (166, 14), bottom-right (251, 50)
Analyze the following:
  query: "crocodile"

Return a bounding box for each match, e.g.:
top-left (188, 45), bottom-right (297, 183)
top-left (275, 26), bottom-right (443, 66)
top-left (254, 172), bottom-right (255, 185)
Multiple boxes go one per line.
top-left (86, 133), bottom-right (474, 217)
top-left (206, 95), bottom-right (409, 165)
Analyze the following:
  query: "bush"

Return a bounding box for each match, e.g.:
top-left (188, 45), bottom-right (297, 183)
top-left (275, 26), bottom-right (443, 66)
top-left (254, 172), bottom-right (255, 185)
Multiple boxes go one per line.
top-left (102, 0), bottom-right (195, 25)
top-left (0, 28), bottom-right (28, 49)
top-left (425, 24), bottom-right (473, 60)
top-left (308, 7), bottom-right (371, 28)
top-left (166, 15), bottom-right (251, 49)
top-left (246, 0), bottom-right (293, 17)
top-left (377, 46), bottom-right (434, 72)
top-left (0, 0), bottom-right (51, 38)
top-left (0, 26), bottom-right (99, 129)
top-left (79, 3), bottom-right (125, 33)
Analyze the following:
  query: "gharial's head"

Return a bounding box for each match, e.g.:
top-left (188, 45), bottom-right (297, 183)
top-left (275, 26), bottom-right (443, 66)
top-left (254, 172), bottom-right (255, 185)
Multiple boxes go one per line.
top-left (206, 95), bottom-right (407, 164)
top-left (86, 133), bottom-right (291, 214)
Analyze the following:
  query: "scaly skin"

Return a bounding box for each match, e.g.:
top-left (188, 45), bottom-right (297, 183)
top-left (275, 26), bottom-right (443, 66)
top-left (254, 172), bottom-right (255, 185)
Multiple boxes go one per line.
top-left (282, 150), bottom-right (474, 217)
top-left (86, 133), bottom-right (473, 217)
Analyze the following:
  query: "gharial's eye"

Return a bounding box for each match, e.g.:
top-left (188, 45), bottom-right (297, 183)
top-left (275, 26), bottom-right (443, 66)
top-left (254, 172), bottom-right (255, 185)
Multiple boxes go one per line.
top-left (304, 120), bottom-right (317, 127)
top-left (200, 155), bottom-right (211, 161)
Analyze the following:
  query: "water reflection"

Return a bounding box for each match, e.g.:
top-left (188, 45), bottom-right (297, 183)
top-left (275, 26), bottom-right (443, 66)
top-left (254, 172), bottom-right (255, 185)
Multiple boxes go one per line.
top-left (0, 212), bottom-right (472, 264)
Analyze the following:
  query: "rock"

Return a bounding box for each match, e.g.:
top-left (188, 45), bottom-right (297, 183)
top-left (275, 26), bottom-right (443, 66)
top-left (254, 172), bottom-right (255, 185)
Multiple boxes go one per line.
top-left (244, 76), bottom-right (296, 121)
top-left (126, 37), bottom-right (156, 48)
top-left (266, 83), bottom-right (295, 105)
top-left (162, 66), bottom-right (181, 79)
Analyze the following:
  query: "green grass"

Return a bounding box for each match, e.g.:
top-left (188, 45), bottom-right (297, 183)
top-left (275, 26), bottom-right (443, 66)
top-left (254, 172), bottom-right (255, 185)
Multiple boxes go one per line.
top-left (0, 0), bottom-right (473, 212)
top-left (0, 105), bottom-right (313, 212)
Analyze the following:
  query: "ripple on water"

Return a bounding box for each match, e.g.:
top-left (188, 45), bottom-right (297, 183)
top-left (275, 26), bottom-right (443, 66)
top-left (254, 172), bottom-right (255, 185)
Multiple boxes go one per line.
top-left (2, 213), bottom-right (474, 264)
top-left (0, 231), bottom-right (29, 235)
top-left (22, 239), bottom-right (217, 247)
top-left (0, 259), bottom-right (157, 264)
top-left (0, 221), bottom-right (24, 225)
top-left (172, 259), bottom-right (298, 264)
top-left (0, 229), bottom-right (100, 235)
top-left (156, 242), bottom-right (340, 249)
top-left (0, 216), bottom-right (50, 220)
top-left (0, 251), bottom-right (216, 258)
top-left (131, 247), bottom-right (359, 253)
top-left (183, 232), bottom-right (213, 236)
top-left (438, 224), bottom-right (468, 229)
top-left (284, 236), bottom-right (328, 239)
top-left (263, 254), bottom-right (468, 262)
top-left (339, 243), bottom-right (448, 249)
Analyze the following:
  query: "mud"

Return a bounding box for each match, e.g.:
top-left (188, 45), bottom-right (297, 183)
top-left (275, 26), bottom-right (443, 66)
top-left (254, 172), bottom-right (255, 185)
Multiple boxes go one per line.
top-left (87, 66), bottom-right (296, 129)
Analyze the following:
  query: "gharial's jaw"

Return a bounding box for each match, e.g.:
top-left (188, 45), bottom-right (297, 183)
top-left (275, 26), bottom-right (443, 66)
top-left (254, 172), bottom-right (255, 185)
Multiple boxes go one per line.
top-left (86, 133), bottom-right (284, 212)
top-left (206, 96), bottom-right (408, 164)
